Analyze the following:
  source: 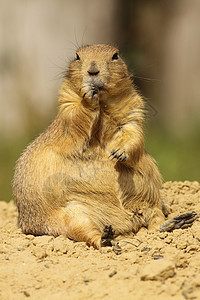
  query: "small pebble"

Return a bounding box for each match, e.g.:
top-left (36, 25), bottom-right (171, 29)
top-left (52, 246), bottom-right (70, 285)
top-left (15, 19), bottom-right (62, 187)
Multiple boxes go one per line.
top-left (141, 247), bottom-right (151, 252)
top-left (83, 278), bottom-right (90, 285)
top-left (23, 291), bottom-right (30, 297)
top-left (153, 255), bottom-right (164, 260)
top-left (109, 270), bottom-right (117, 278)
top-left (16, 248), bottom-right (25, 251)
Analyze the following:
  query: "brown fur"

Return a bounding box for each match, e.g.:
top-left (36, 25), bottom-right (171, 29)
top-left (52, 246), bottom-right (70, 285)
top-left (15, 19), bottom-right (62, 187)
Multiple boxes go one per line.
top-left (13, 44), bottom-right (165, 248)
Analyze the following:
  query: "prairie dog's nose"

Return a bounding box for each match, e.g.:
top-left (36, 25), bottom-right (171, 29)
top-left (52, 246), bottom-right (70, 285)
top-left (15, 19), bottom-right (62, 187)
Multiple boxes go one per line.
top-left (87, 61), bottom-right (100, 76)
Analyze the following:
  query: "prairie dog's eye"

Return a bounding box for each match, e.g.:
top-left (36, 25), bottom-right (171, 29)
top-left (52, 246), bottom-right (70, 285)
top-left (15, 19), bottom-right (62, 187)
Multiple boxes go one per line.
top-left (76, 53), bottom-right (80, 60)
top-left (112, 52), bottom-right (119, 60)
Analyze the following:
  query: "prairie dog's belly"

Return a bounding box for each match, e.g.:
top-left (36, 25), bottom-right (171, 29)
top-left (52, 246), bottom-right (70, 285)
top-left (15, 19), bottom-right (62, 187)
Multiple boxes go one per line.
top-left (42, 149), bottom-right (121, 206)
top-left (64, 144), bottom-right (118, 186)
top-left (66, 158), bottom-right (118, 188)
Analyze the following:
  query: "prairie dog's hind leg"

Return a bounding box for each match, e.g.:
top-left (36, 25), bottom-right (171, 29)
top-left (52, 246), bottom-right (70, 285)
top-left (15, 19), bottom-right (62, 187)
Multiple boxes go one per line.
top-left (57, 200), bottom-right (145, 249)
top-left (60, 202), bottom-right (103, 249)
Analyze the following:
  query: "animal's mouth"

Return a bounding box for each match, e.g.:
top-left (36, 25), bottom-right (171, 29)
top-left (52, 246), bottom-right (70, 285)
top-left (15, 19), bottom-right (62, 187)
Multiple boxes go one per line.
top-left (91, 77), bottom-right (104, 90)
top-left (87, 78), bottom-right (106, 95)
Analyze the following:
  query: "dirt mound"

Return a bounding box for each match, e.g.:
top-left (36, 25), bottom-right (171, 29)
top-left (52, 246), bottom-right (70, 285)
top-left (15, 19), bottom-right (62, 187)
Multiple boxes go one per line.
top-left (0, 181), bottom-right (200, 300)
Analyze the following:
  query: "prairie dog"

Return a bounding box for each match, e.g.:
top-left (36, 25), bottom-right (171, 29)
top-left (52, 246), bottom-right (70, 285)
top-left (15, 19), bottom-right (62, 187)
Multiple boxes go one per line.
top-left (13, 44), bottom-right (165, 248)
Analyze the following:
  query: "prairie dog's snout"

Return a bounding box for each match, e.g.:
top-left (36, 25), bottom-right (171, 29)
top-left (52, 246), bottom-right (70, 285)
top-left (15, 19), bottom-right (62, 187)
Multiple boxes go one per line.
top-left (87, 61), bottom-right (100, 76)
top-left (85, 61), bottom-right (104, 93)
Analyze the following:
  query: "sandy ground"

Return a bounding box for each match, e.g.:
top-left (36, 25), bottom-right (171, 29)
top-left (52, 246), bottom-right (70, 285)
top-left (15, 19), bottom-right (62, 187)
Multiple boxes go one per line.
top-left (0, 181), bottom-right (200, 300)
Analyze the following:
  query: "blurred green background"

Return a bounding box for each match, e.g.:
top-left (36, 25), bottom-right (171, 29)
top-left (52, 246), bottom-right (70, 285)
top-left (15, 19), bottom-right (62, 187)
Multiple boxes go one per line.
top-left (1, 0), bottom-right (200, 202)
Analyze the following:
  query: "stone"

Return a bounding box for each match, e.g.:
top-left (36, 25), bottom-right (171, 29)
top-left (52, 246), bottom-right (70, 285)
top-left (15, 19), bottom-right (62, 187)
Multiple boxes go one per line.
top-left (140, 259), bottom-right (175, 281)
top-left (32, 246), bottom-right (47, 259)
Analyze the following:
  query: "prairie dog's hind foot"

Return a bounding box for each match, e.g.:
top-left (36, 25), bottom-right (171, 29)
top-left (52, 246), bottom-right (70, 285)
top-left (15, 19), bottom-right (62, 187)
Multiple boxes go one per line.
top-left (99, 225), bottom-right (122, 255)
top-left (101, 225), bottom-right (115, 246)
top-left (160, 211), bottom-right (198, 232)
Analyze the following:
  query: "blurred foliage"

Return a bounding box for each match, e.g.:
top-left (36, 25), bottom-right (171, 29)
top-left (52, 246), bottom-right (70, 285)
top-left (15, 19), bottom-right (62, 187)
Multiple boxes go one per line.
top-left (1, 122), bottom-right (200, 202)
top-left (0, 115), bottom-right (53, 203)
top-left (145, 122), bottom-right (200, 182)
top-left (0, 135), bottom-right (29, 202)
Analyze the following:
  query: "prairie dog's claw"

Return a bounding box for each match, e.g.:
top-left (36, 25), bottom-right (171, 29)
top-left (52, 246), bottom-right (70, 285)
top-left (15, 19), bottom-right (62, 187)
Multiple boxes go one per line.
top-left (101, 225), bottom-right (115, 246)
top-left (160, 211), bottom-right (198, 232)
top-left (109, 149), bottom-right (128, 162)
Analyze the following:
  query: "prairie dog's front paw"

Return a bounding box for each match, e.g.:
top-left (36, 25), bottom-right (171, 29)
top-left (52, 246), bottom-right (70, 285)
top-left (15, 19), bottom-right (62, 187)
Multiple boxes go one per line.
top-left (80, 84), bottom-right (99, 106)
top-left (109, 148), bottom-right (129, 162)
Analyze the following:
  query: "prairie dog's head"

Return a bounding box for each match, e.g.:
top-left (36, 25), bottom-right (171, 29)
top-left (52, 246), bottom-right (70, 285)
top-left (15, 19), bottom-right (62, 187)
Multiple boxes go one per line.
top-left (66, 44), bottom-right (132, 100)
